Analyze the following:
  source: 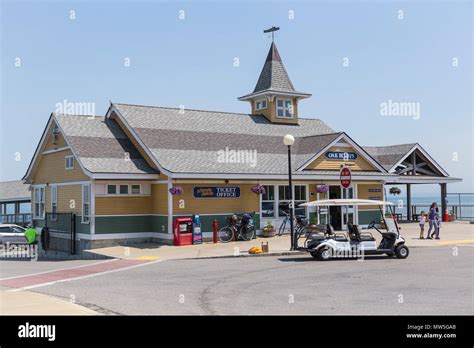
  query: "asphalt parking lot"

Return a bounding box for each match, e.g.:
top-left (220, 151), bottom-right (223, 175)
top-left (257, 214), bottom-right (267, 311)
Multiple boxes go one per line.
top-left (2, 245), bottom-right (472, 315)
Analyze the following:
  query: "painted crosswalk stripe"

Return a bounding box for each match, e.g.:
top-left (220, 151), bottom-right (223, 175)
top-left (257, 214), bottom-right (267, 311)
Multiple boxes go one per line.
top-left (434, 239), bottom-right (474, 246)
top-left (1, 259), bottom-right (162, 291)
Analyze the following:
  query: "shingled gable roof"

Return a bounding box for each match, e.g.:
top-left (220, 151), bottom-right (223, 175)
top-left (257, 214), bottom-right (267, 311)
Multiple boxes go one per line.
top-left (238, 43), bottom-right (311, 100)
top-left (0, 180), bottom-right (30, 202)
top-left (22, 113), bottom-right (159, 182)
top-left (363, 143), bottom-right (450, 176)
top-left (363, 143), bottom-right (417, 171)
top-left (53, 114), bottom-right (158, 175)
top-left (108, 103), bottom-right (391, 177)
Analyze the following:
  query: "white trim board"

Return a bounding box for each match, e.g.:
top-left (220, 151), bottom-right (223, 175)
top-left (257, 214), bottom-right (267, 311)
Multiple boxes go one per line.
top-left (297, 133), bottom-right (387, 173)
top-left (76, 231), bottom-right (263, 241)
top-left (42, 146), bottom-right (70, 155)
top-left (91, 173), bottom-right (159, 180)
top-left (388, 144), bottom-right (450, 177)
top-left (76, 232), bottom-right (174, 240)
top-left (95, 214), bottom-right (168, 217)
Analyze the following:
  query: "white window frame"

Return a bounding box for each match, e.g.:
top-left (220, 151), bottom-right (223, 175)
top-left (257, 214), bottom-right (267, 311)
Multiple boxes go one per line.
top-left (51, 186), bottom-right (58, 221)
top-left (82, 184), bottom-right (90, 224)
top-left (119, 184), bottom-right (129, 195)
top-left (106, 184), bottom-right (117, 195)
top-left (255, 99), bottom-right (267, 111)
top-left (260, 185), bottom-right (275, 218)
top-left (105, 183), bottom-right (145, 196)
top-left (34, 187), bottom-right (45, 219)
top-left (276, 98), bottom-right (294, 118)
top-left (277, 184), bottom-right (307, 218)
top-left (65, 155), bottom-right (74, 170)
top-left (260, 184), bottom-right (309, 220)
top-left (131, 184), bottom-right (141, 195)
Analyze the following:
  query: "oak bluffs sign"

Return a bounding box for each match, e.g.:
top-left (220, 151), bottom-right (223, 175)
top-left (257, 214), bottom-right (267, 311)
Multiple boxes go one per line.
top-left (325, 151), bottom-right (358, 161)
top-left (193, 187), bottom-right (240, 198)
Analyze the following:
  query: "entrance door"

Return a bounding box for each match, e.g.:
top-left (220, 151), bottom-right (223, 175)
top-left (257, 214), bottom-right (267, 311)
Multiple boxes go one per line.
top-left (329, 186), bottom-right (342, 230)
top-left (341, 186), bottom-right (356, 230)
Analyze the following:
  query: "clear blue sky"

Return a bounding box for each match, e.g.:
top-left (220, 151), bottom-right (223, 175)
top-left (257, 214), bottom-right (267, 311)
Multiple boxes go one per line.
top-left (1, 0), bottom-right (472, 195)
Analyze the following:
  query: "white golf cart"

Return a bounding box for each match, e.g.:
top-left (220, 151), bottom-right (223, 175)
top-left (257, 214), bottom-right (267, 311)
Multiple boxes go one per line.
top-left (297, 199), bottom-right (409, 261)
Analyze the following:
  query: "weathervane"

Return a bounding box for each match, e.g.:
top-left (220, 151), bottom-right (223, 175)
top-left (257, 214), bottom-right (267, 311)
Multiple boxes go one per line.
top-left (264, 26), bottom-right (280, 42)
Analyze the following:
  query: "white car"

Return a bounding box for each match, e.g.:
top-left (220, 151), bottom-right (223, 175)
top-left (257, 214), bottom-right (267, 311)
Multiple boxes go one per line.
top-left (0, 224), bottom-right (27, 245)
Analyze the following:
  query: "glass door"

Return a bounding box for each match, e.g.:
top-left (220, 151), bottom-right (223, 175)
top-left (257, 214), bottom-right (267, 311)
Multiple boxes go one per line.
top-left (342, 186), bottom-right (355, 230)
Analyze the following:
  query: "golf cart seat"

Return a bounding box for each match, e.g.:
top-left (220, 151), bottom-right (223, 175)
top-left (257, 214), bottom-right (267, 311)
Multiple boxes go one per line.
top-left (348, 223), bottom-right (375, 242)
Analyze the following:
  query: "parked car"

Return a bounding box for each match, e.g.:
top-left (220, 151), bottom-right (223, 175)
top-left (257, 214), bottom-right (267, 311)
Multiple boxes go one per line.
top-left (0, 224), bottom-right (27, 245)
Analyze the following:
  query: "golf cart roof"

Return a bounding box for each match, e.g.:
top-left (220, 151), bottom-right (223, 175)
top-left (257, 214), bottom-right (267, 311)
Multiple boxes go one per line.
top-left (299, 199), bottom-right (394, 207)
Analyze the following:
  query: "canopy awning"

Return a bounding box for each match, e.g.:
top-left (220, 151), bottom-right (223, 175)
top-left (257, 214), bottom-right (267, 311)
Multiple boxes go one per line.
top-left (299, 199), bottom-right (394, 207)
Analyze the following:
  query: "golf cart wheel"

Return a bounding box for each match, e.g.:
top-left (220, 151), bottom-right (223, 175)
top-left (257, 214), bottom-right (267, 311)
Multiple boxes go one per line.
top-left (395, 244), bottom-right (409, 259)
top-left (317, 247), bottom-right (332, 261)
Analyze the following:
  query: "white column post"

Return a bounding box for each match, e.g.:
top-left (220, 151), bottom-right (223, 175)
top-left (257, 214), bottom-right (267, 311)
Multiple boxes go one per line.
top-left (90, 179), bottom-right (95, 234)
top-left (167, 178), bottom-right (173, 235)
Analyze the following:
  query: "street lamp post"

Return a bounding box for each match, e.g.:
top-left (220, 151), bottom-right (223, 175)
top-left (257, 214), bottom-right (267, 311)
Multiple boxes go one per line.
top-left (283, 134), bottom-right (295, 250)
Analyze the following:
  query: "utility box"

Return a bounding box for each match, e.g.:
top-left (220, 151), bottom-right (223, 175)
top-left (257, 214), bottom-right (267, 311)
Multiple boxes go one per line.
top-left (192, 214), bottom-right (202, 245)
top-left (174, 217), bottom-right (193, 246)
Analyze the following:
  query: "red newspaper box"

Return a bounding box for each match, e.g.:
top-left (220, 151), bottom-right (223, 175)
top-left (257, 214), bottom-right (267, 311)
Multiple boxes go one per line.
top-left (174, 217), bottom-right (193, 246)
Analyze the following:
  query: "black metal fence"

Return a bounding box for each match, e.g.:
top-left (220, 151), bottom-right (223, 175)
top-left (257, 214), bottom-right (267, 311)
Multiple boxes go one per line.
top-left (36, 212), bottom-right (77, 255)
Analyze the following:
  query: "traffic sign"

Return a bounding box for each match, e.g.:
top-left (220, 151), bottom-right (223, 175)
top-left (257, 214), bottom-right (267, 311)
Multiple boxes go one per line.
top-left (340, 167), bottom-right (352, 188)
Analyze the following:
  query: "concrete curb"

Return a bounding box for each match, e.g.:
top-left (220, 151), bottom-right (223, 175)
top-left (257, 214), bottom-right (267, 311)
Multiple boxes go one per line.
top-left (175, 245), bottom-right (438, 261)
top-left (183, 250), bottom-right (306, 260)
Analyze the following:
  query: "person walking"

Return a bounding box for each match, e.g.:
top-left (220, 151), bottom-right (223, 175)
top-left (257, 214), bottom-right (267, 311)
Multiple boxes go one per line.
top-left (419, 211), bottom-right (426, 239)
top-left (426, 202), bottom-right (437, 239)
top-left (24, 224), bottom-right (38, 245)
top-left (432, 212), bottom-right (441, 239)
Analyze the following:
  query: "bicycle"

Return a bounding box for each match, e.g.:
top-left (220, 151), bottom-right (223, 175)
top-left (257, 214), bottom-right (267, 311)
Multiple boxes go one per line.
top-left (278, 211), bottom-right (307, 236)
top-left (218, 213), bottom-right (255, 243)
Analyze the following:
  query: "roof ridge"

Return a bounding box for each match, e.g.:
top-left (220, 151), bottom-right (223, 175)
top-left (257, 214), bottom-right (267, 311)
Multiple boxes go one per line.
top-left (54, 113), bottom-right (104, 118)
top-left (114, 103), bottom-right (254, 117)
top-left (114, 102), bottom-right (328, 124)
top-left (299, 132), bottom-right (342, 139)
top-left (363, 142), bottom-right (417, 148)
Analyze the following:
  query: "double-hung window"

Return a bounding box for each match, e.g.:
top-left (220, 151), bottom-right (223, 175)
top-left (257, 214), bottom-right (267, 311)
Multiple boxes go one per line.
top-left (65, 155), bottom-right (74, 170)
top-left (34, 187), bottom-right (45, 219)
top-left (51, 186), bottom-right (58, 221)
top-left (261, 185), bottom-right (275, 218)
top-left (276, 99), bottom-right (293, 118)
top-left (82, 185), bottom-right (90, 224)
top-left (293, 185), bottom-right (307, 216)
top-left (278, 185), bottom-right (307, 217)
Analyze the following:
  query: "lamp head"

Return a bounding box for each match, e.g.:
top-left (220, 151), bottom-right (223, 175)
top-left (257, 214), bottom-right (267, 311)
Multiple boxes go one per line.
top-left (283, 134), bottom-right (295, 146)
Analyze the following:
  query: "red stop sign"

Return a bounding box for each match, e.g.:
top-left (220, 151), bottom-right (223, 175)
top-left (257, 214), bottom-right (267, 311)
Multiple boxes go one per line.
top-left (340, 167), bottom-right (352, 188)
